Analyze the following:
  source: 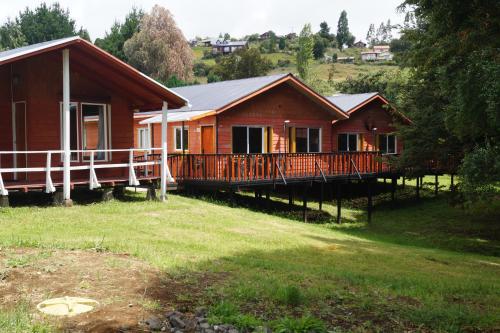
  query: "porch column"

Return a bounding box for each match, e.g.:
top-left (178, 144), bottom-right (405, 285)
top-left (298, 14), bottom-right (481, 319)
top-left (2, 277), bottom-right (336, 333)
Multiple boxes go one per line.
top-left (62, 49), bottom-right (72, 206)
top-left (160, 101), bottom-right (168, 201)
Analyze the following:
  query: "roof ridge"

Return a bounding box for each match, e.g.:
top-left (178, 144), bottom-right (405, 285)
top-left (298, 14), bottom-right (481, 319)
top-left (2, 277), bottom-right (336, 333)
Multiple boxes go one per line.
top-left (173, 73), bottom-right (290, 90)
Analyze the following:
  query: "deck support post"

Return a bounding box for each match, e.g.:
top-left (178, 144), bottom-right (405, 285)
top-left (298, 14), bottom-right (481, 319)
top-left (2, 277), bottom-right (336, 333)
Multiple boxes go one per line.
top-left (113, 185), bottom-right (125, 199)
top-left (146, 184), bottom-right (157, 201)
top-left (402, 176), bottom-right (406, 189)
top-left (336, 182), bottom-right (342, 224)
top-left (391, 177), bottom-right (396, 204)
top-left (265, 188), bottom-right (271, 210)
top-left (0, 195), bottom-right (9, 208)
top-left (101, 187), bottom-right (114, 202)
top-left (319, 182), bottom-right (324, 211)
top-left (434, 175), bottom-right (439, 196)
top-left (451, 174), bottom-right (454, 187)
top-left (302, 183), bottom-right (309, 223)
top-left (416, 176), bottom-right (420, 200)
top-left (288, 186), bottom-right (294, 207)
top-left (367, 179), bottom-right (373, 224)
top-left (160, 101), bottom-right (168, 201)
top-left (62, 48), bottom-right (72, 207)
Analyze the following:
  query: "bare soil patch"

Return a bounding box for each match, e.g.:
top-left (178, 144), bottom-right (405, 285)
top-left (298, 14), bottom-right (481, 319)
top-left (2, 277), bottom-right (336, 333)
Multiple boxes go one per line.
top-left (0, 248), bottom-right (222, 332)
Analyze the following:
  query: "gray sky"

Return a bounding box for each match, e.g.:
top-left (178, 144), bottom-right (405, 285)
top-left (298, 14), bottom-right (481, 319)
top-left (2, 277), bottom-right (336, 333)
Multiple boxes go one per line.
top-left (0, 0), bottom-right (404, 42)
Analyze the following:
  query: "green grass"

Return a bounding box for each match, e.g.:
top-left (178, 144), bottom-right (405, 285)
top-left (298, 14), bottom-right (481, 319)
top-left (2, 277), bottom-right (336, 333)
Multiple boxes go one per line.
top-left (0, 179), bottom-right (499, 331)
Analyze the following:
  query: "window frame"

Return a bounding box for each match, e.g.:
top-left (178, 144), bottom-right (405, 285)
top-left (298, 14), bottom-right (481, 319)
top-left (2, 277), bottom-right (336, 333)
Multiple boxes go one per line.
top-left (173, 126), bottom-right (189, 151)
top-left (231, 125), bottom-right (265, 154)
top-left (338, 133), bottom-right (359, 152)
top-left (59, 101), bottom-right (80, 162)
top-left (378, 134), bottom-right (397, 154)
top-left (293, 127), bottom-right (322, 153)
top-left (81, 102), bottom-right (109, 162)
top-left (137, 127), bottom-right (150, 150)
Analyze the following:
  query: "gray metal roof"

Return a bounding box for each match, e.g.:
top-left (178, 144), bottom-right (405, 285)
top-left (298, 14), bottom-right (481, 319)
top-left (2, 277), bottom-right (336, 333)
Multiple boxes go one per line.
top-left (213, 41), bottom-right (248, 47)
top-left (327, 92), bottom-right (379, 113)
top-left (171, 74), bottom-right (289, 112)
top-left (0, 36), bottom-right (79, 64)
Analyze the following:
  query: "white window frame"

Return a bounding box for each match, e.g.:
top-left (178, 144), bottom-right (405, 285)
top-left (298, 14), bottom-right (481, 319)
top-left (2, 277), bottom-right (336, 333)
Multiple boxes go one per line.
top-left (59, 101), bottom-right (79, 162)
top-left (231, 125), bottom-right (265, 154)
top-left (296, 127), bottom-right (322, 153)
top-left (338, 133), bottom-right (359, 152)
top-left (81, 102), bottom-right (109, 162)
top-left (137, 127), bottom-right (150, 150)
top-left (173, 126), bottom-right (189, 151)
top-left (379, 134), bottom-right (397, 154)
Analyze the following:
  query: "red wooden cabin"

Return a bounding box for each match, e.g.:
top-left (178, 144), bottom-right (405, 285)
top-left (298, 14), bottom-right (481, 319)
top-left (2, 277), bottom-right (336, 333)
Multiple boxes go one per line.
top-left (0, 37), bottom-right (187, 205)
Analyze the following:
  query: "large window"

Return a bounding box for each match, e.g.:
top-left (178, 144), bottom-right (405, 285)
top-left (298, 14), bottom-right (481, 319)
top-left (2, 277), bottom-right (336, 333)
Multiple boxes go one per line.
top-left (174, 126), bottom-right (189, 151)
top-left (137, 128), bottom-right (150, 150)
top-left (378, 134), bottom-right (397, 154)
top-left (292, 128), bottom-right (321, 153)
top-left (232, 126), bottom-right (263, 153)
top-left (338, 134), bottom-right (358, 152)
top-left (82, 103), bottom-right (108, 161)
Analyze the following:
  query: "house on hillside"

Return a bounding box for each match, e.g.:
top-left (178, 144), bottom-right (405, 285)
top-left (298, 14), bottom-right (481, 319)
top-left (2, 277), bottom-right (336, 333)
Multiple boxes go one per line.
top-left (212, 40), bottom-right (248, 55)
top-left (328, 93), bottom-right (410, 154)
top-left (0, 37), bottom-right (188, 205)
top-left (260, 31), bottom-right (275, 40)
top-left (285, 33), bottom-right (297, 40)
top-left (134, 74), bottom-right (348, 155)
top-left (353, 41), bottom-right (367, 48)
top-left (361, 45), bottom-right (394, 61)
top-left (361, 52), bottom-right (378, 61)
top-left (373, 45), bottom-right (390, 53)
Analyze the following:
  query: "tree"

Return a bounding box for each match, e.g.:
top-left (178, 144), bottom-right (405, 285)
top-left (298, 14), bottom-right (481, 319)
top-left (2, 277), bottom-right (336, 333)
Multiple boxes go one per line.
top-left (16, 3), bottom-right (89, 44)
top-left (0, 19), bottom-right (26, 50)
top-left (268, 33), bottom-right (277, 53)
top-left (346, 33), bottom-right (356, 48)
top-left (278, 37), bottom-right (286, 50)
top-left (336, 10), bottom-right (350, 50)
top-left (224, 33), bottom-right (231, 41)
top-left (296, 24), bottom-right (314, 80)
top-left (385, 19), bottom-right (393, 43)
top-left (212, 48), bottom-right (272, 80)
top-left (366, 23), bottom-right (376, 47)
top-left (319, 21), bottom-right (332, 41)
top-left (313, 36), bottom-right (327, 59)
top-left (95, 8), bottom-right (144, 61)
top-left (397, 0), bottom-right (500, 201)
top-left (124, 5), bottom-right (194, 82)
top-left (376, 22), bottom-right (386, 44)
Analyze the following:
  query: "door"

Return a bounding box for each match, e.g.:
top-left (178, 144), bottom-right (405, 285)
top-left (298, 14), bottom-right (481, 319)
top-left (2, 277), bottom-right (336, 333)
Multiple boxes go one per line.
top-left (201, 126), bottom-right (215, 154)
top-left (12, 102), bottom-right (27, 181)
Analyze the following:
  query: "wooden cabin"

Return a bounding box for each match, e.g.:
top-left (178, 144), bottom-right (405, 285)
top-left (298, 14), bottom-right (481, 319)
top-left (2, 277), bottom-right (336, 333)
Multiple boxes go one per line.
top-left (135, 74), bottom-right (348, 155)
top-left (328, 93), bottom-right (410, 155)
top-left (0, 37), bottom-right (187, 205)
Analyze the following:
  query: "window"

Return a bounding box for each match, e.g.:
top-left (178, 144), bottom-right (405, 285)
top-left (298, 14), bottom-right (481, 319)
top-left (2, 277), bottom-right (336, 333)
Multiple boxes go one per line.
top-left (378, 134), bottom-right (397, 154)
top-left (232, 126), bottom-right (264, 153)
top-left (82, 103), bottom-right (108, 161)
top-left (174, 127), bottom-right (189, 151)
top-left (137, 128), bottom-right (150, 150)
top-left (292, 128), bottom-right (321, 153)
top-left (60, 102), bottom-right (79, 161)
top-left (338, 134), bottom-right (358, 152)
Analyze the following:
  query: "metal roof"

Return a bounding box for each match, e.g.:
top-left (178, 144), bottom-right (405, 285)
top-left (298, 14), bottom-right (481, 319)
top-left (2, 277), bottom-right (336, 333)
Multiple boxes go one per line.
top-left (327, 92), bottom-right (379, 113)
top-left (0, 36), bottom-right (79, 63)
top-left (140, 110), bottom-right (214, 124)
top-left (170, 74), bottom-right (289, 112)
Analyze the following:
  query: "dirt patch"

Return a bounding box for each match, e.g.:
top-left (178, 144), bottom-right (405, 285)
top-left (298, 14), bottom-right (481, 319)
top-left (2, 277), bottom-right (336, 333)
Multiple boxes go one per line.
top-left (0, 248), bottom-right (225, 332)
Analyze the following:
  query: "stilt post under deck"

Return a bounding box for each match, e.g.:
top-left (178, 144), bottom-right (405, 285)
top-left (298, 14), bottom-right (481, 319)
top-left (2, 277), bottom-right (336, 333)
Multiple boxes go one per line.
top-left (367, 179), bottom-right (373, 224)
top-left (434, 175), bottom-right (439, 196)
top-left (336, 182), bottom-right (342, 224)
top-left (319, 182), bottom-right (324, 211)
top-left (62, 49), bottom-right (72, 206)
top-left (160, 101), bottom-right (168, 201)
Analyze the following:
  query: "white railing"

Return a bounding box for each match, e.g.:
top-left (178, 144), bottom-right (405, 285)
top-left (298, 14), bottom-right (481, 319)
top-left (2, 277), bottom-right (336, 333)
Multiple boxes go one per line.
top-left (0, 148), bottom-right (173, 196)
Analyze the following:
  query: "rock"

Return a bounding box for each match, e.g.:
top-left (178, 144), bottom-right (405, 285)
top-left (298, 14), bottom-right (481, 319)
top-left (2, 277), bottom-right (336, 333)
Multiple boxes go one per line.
top-left (145, 316), bottom-right (163, 331)
top-left (199, 322), bottom-right (210, 330)
top-left (195, 306), bottom-right (207, 317)
top-left (170, 315), bottom-right (186, 329)
top-left (204, 329), bottom-right (215, 333)
top-left (228, 329), bottom-right (239, 333)
top-left (197, 317), bottom-right (208, 324)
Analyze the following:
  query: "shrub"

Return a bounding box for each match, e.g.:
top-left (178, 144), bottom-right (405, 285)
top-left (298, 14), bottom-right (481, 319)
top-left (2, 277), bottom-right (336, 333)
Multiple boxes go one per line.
top-left (273, 315), bottom-right (327, 333)
top-left (193, 62), bottom-right (211, 77)
top-left (207, 301), bottom-right (261, 332)
top-left (277, 59), bottom-right (291, 68)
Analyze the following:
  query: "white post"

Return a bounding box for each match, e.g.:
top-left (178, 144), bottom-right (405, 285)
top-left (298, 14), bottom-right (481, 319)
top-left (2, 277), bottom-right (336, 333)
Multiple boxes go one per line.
top-left (62, 49), bottom-right (72, 205)
top-left (160, 101), bottom-right (168, 201)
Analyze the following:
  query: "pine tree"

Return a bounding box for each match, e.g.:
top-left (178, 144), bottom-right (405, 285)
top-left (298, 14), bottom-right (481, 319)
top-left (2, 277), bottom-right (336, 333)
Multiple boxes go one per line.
top-left (366, 23), bottom-right (375, 47)
top-left (296, 24), bottom-right (314, 80)
top-left (336, 10), bottom-right (350, 50)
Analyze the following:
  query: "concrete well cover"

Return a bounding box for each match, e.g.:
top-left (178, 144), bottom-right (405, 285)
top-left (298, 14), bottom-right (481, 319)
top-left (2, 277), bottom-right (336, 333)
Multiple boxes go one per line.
top-left (37, 297), bottom-right (99, 316)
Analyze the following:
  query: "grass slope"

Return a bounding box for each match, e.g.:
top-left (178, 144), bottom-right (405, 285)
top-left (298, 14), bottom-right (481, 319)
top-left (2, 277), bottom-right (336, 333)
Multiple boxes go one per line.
top-left (0, 179), bottom-right (499, 332)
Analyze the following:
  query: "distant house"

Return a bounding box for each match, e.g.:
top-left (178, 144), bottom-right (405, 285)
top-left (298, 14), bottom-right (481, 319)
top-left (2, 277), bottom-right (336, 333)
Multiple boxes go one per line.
top-left (361, 52), bottom-right (378, 61)
top-left (373, 45), bottom-right (390, 53)
top-left (353, 41), bottom-right (366, 48)
top-left (337, 56), bottom-right (355, 63)
top-left (285, 33), bottom-right (297, 40)
top-left (361, 45), bottom-right (394, 62)
top-left (376, 52), bottom-right (394, 61)
top-left (212, 40), bottom-right (248, 55)
top-left (260, 31), bottom-right (275, 40)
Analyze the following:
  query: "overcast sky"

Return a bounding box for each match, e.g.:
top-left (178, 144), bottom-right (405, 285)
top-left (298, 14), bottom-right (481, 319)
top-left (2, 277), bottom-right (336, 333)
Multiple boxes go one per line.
top-left (0, 0), bottom-right (405, 42)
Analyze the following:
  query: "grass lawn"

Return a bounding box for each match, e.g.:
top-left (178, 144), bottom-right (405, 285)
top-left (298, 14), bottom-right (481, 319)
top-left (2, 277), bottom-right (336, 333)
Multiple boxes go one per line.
top-left (0, 178), bottom-right (499, 332)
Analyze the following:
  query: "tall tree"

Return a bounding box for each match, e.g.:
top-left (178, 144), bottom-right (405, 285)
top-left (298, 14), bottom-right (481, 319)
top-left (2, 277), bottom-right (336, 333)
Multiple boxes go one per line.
top-left (212, 48), bottom-right (271, 80)
top-left (95, 8), bottom-right (144, 61)
top-left (296, 24), bottom-right (314, 80)
top-left (124, 5), bottom-right (194, 82)
top-left (16, 3), bottom-right (89, 44)
top-left (397, 0), bottom-right (500, 200)
top-left (0, 19), bottom-right (27, 50)
top-left (336, 10), bottom-right (350, 50)
top-left (319, 21), bottom-right (332, 41)
top-left (376, 22), bottom-right (385, 45)
top-left (385, 19), bottom-right (393, 43)
top-left (366, 23), bottom-right (376, 47)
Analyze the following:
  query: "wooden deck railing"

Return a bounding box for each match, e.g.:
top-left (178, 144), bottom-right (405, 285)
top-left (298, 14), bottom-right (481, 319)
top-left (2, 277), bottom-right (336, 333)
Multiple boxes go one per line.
top-left (162, 152), bottom-right (393, 184)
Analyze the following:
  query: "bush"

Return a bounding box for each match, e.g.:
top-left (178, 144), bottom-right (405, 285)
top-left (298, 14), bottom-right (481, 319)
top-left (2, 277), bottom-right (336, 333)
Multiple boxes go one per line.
top-left (276, 285), bottom-right (304, 307)
top-left (207, 72), bottom-right (222, 83)
top-left (277, 59), bottom-right (291, 68)
top-left (193, 62), bottom-right (211, 77)
top-left (273, 315), bottom-right (327, 333)
top-left (207, 301), bottom-right (261, 332)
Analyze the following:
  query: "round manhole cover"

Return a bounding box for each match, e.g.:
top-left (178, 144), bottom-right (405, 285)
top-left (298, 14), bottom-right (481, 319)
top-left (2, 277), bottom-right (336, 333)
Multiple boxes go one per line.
top-left (37, 297), bottom-right (99, 316)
